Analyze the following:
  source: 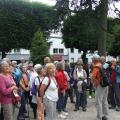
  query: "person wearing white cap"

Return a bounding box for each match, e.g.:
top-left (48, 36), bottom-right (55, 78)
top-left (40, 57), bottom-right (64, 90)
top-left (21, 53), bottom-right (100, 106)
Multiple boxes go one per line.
top-left (29, 64), bottom-right (43, 119)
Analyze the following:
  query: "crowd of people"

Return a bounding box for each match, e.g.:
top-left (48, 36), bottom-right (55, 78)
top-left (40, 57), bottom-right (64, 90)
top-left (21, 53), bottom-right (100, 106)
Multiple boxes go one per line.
top-left (0, 55), bottom-right (120, 120)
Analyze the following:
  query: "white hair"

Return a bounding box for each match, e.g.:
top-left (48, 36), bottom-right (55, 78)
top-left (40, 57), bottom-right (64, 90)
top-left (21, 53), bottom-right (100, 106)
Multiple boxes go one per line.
top-left (34, 64), bottom-right (42, 71)
top-left (0, 60), bottom-right (9, 68)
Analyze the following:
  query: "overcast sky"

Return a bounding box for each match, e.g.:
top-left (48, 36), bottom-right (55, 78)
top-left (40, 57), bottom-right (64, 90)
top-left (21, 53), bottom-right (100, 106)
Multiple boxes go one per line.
top-left (30, 0), bottom-right (56, 6)
top-left (30, 0), bottom-right (120, 17)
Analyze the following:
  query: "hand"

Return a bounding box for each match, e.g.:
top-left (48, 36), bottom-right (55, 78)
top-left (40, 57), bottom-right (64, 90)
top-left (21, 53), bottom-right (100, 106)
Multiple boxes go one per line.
top-left (12, 86), bottom-right (18, 90)
top-left (61, 90), bottom-right (65, 96)
top-left (25, 87), bottom-right (29, 92)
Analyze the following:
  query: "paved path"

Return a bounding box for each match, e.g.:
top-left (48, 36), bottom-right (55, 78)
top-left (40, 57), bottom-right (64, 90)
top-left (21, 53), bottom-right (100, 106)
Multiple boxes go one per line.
top-left (62, 98), bottom-right (120, 120)
top-left (15, 98), bottom-right (120, 120)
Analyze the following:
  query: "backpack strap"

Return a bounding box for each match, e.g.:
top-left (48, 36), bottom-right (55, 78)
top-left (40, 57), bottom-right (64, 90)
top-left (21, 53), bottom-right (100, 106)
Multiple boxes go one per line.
top-left (38, 76), bottom-right (51, 97)
top-left (44, 77), bottom-right (51, 92)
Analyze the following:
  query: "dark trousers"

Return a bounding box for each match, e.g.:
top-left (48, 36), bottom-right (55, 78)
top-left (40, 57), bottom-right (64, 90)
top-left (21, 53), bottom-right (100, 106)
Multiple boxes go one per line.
top-left (68, 86), bottom-right (74, 102)
top-left (57, 93), bottom-right (65, 112)
top-left (115, 83), bottom-right (120, 107)
top-left (63, 90), bottom-right (69, 110)
top-left (108, 83), bottom-right (116, 107)
top-left (18, 92), bottom-right (27, 119)
top-left (75, 91), bottom-right (87, 109)
top-left (31, 103), bottom-right (37, 119)
top-left (0, 107), bottom-right (4, 120)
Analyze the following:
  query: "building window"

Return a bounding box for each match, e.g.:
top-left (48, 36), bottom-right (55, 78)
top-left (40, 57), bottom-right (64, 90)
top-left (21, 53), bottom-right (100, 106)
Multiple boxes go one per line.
top-left (53, 48), bottom-right (58, 54)
top-left (14, 49), bottom-right (20, 53)
top-left (71, 48), bottom-right (74, 53)
top-left (59, 49), bottom-right (64, 54)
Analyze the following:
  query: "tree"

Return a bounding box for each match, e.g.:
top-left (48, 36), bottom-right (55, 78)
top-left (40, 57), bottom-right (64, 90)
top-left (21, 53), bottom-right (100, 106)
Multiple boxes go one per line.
top-left (107, 18), bottom-right (120, 57)
top-left (0, 9), bottom-right (37, 58)
top-left (62, 9), bottom-right (98, 61)
top-left (30, 30), bottom-right (49, 64)
top-left (56, 0), bottom-right (120, 56)
top-left (0, 0), bottom-right (59, 58)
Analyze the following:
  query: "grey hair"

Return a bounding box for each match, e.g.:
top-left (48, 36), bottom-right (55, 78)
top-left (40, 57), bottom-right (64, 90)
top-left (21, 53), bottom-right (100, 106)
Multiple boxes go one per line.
top-left (56, 62), bottom-right (64, 71)
top-left (0, 61), bottom-right (9, 71)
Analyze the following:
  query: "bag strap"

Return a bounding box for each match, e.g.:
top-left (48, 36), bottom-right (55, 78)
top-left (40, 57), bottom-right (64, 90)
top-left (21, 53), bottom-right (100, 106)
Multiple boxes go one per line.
top-left (38, 76), bottom-right (51, 97)
top-left (22, 74), bottom-right (28, 88)
top-left (44, 77), bottom-right (51, 92)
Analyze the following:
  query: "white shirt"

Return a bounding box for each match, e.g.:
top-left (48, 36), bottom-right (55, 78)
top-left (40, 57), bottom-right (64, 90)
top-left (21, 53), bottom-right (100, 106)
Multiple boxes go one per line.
top-left (32, 76), bottom-right (41, 104)
top-left (42, 77), bottom-right (58, 102)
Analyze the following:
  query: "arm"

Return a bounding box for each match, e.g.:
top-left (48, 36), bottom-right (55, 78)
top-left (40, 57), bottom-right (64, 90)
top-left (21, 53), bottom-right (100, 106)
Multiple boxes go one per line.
top-left (19, 79), bottom-right (29, 91)
top-left (0, 77), bottom-right (16, 95)
top-left (39, 77), bottom-right (50, 97)
top-left (91, 67), bottom-right (101, 88)
top-left (116, 65), bottom-right (120, 75)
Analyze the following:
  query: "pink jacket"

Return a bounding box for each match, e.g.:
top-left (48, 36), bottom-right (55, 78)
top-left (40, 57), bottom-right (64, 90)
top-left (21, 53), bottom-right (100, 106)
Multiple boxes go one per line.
top-left (0, 74), bottom-right (15, 104)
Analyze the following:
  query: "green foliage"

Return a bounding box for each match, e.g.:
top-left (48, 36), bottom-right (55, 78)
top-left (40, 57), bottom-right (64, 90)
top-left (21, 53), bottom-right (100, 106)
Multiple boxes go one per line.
top-left (0, 0), bottom-right (58, 57)
top-left (30, 31), bottom-right (49, 64)
top-left (0, 9), bottom-right (37, 54)
top-left (62, 9), bottom-right (98, 51)
top-left (107, 18), bottom-right (120, 56)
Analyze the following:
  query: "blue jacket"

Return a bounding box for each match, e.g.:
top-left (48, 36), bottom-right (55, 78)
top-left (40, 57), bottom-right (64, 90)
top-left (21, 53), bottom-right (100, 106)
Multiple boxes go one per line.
top-left (115, 65), bottom-right (120, 83)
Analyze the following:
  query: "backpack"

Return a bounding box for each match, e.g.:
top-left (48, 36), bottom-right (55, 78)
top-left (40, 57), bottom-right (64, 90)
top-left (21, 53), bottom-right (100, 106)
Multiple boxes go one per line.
top-left (100, 68), bottom-right (110, 87)
top-left (31, 76), bottom-right (40, 96)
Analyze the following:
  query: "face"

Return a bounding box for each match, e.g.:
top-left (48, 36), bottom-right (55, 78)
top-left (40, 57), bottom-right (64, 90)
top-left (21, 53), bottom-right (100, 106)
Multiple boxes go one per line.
top-left (22, 64), bottom-right (27, 73)
top-left (41, 69), bottom-right (46, 76)
top-left (77, 64), bottom-right (83, 69)
top-left (2, 63), bottom-right (10, 74)
top-left (28, 66), bottom-right (33, 70)
top-left (12, 63), bottom-right (17, 68)
top-left (111, 60), bottom-right (116, 66)
top-left (48, 65), bottom-right (56, 76)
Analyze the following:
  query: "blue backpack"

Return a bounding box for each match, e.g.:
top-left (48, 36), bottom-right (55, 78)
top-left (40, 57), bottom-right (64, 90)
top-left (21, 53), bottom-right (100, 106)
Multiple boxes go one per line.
top-left (31, 76), bottom-right (40, 95)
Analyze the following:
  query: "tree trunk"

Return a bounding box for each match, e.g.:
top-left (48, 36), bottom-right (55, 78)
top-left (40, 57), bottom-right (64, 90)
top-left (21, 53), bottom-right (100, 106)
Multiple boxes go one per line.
top-left (97, 0), bottom-right (108, 56)
top-left (82, 50), bottom-right (88, 64)
top-left (2, 51), bottom-right (6, 59)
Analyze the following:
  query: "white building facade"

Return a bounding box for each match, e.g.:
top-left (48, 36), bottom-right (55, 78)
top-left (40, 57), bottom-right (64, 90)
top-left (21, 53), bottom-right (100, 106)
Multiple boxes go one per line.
top-left (48, 33), bottom-right (82, 62)
top-left (0, 33), bottom-right (82, 62)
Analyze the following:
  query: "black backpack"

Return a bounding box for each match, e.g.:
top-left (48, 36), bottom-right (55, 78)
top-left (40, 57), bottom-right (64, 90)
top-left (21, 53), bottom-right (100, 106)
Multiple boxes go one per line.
top-left (100, 68), bottom-right (110, 87)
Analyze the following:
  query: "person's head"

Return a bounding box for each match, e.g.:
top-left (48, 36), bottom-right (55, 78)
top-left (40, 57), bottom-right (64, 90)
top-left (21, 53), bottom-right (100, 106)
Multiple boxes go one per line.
top-left (100, 56), bottom-right (106, 64)
top-left (92, 54), bottom-right (100, 65)
top-left (2, 57), bottom-right (11, 65)
top-left (11, 61), bottom-right (17, 68)
top-left (41, 68), bottom-right (46, 77)
top-left (65, 61), bottom-right (70, 68)
top-left (76, 59), bottom-right (83, 69)
top-left (34, 64), bottom-right (42, 75)
top-left (44, 57), bottom-right (51, 65)
top-left (20, 57), bottom-right (25, 64)
top-left (56, 62), bottom-right (64, 71)
top-left (21, 63), bottom-right (27, 73)
top-left (0, 61), bottom-right (10, 74)
top-left (28, 61), bottom-right (33, 70)
top-left (111, 58), bottom-right (117, 66)
top-left (45, 63), bottom-right (56, 77)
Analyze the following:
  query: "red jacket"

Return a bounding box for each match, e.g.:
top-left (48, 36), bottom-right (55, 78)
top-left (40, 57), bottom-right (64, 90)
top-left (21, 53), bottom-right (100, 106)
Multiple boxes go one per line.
top-left (110, 70), bottom-right (116, 84)
top-left (55, 70), bottom-right (68, 93)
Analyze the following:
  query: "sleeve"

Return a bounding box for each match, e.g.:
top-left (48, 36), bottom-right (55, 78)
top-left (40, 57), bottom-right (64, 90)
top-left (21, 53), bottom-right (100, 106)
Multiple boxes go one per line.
top-left (83, 70), bottom-right (87, 80)
top-left (64, 71), bottom-right (70, 81)
top-left (0, 76), bottom-right (14, 95)
top-left (91, 67), bottom-right (100, 86)
top-left (35, 77), bottom-right (40, 86)
top-left (73, 67), bottom-right (78, 80)
top-left (116, 66), bottom-right (120, 75)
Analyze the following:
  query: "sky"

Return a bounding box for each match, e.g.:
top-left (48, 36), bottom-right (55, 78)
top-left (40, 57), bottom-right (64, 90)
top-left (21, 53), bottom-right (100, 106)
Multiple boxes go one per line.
top-left (30, 0), bottom-right (120, 17)
top-left (30, 0), bottom-right (56, 6)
